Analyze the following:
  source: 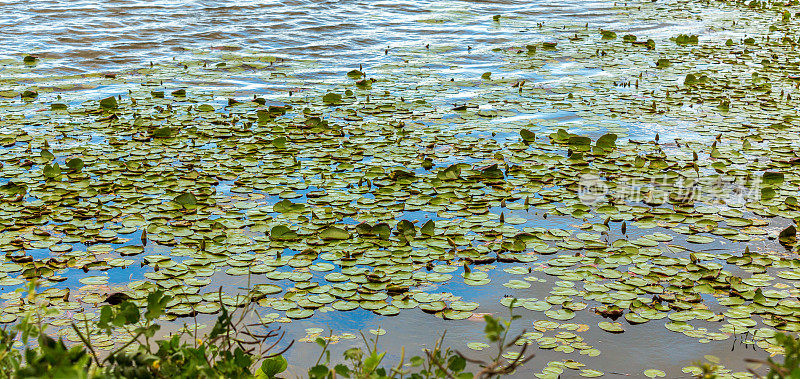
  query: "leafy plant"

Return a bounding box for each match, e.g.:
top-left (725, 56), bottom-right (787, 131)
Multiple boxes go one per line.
top-left (0, 282), bottom-right (291, 379)
top-left (747, 333), bottom-right (800, 378)
top-left (305, 302), bottom-right (534, 378)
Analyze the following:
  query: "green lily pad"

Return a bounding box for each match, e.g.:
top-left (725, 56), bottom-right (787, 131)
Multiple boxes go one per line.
top-left (319, 226), bottom-right (350, 240)
top-left (467, 342), bottom-right (490, 351)
top-left (545, 309), bottom-right (575, 321)
top-left (270, 225), bottom-right (299, 241)
top-left (598, 321), bottom-right (624, 333)
top-left (286, 308), bottom-right (314, 319)
top-left (643, 369), bottom-right (666, 378)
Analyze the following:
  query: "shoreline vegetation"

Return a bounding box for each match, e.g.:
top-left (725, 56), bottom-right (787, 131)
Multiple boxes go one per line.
top-left (2, 0), bottom-right (800, 377)
top-left (0, 282), bottom-right (798, 378)
top-left (1, 282), bottom-right (798, 378)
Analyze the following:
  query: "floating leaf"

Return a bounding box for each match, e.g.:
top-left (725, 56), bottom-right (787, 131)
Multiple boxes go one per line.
top-left (66, 158), bottom-right (84, 172)
top-left (99, 96), bottom-right (118, 109)
top-left (43, 163), bottom-right (61, 179)
top-left (595, 133), bottom-right (617, 151)
top-left (643, 369), bottom-right (666, 378)
top-left (286, 308), bottom-right (313, 319)
top-left (174, 193), bottom-right (197, 208)
top-left (520, 129), bottom-right (536, 143)
top-left (322, 92), bottom-right (342, 104)
top-left (600, 30), bottom-right (617, 39)
top-left (763, 172), bottom-right (784, 186)
top-left (545, 309), bottom-right (575, 321)
top-left (319, 226), bottom-right (350, 241)
top-left (270, 225), bottom-right (299, 241)
top-left (467, 342), bottom-right (490, 351)
top-left (598, 321), bottom-right (624, 333)
top-left (779, 225), bottom-right (796, 247)
top-left (420, 220), bottom-right (435, 237)
top-left (346, 70), bottom-right (364, 79)
top-left (153, 127), bottom-right (175, 138)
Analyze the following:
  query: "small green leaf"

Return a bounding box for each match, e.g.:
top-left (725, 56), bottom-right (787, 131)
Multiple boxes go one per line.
top-left (98, 306), bottom-right (113, 330)
top-left (779, 225), bottom-right (796, 247)
top-left (145, 290), bottom-right (171, 321)
top-left (762, 172), bottom-right (784, 186)
top-left (270, 225), bottom-right (299, 241)
top-left (397, 220), bottom-right (417, 237)
top-left (272, 136), bottom-right (286, 149)
top-left (174, 193), bottom-right (197, 208)
top-left (753, 288), bottom-right (767, 305)
top-left (520, 129), bottom-right (536, 142)
top-left (40, 149), bottom-right (55, 161)
top-left (99, 96), bottom-right (118, 109)
top-left (363, 351), bottom-right (386, 372)
top-left (568, 136), bottom-right (591, 146)
top-left (114, 301), bottom-right (140, 326)
top-left (21, 90), bottom-right (38, 99)
top-left (484, 314), bottom-right (505, 342)
top-left (323, 92), bottom-right (342, 104)
top-left (437, 164), bottom-right (461, 180)
top-left (308, 365), bottom-right (329, 379)
top-left (448, 355), bottom-right (466, 372)
top-left (347, 70), bottom-right (364, 79)
top-left (319, 226), bottom-right (350, 241)
top-left (643, 369), bottom-right (666, 378)
top-left (595, 133), bottom-right (618, 151)
top-left (601, 30), bottom-right (617, 39)
top-left (333, 364), bottom-right (350, 376)
top-left (66, 158), bottom-right (84, 172)
top-left (273, 199), bottom-right (304, 213)
top-left (259, 355), bottom-right (288, 378)
top-left (43, 163), bottom-right (61, 179)
top-left (420, 219), bottom-right (435, 237)
top-left (152, 127), bottom-right (175, 138)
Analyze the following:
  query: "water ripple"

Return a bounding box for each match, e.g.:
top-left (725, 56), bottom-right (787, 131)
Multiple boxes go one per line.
top-left (0, 0), bottom-right (651, 72)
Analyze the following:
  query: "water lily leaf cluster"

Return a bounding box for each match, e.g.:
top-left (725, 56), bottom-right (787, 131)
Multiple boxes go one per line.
top-left (0, 0), bottom-right (799, 376)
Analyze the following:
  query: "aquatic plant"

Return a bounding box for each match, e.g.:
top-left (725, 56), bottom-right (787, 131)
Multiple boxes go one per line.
top-left (0, 281), bottom-right (290, 378)
top-left (4, 0), bottom-right (800, 375)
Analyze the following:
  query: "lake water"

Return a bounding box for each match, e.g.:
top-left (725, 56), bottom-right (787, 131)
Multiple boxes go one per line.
top-left (2, 0), bottom-right (644, 72)
top-left (0, 0), bottom-right (783, 377)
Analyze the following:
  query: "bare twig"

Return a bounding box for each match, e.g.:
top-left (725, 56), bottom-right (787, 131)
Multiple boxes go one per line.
top-left (71, 323), bottom-right (101, 367)
top-left (424, 348), bottom-right (457, 379)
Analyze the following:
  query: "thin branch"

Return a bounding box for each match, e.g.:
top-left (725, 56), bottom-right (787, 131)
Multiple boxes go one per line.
top-left (453, 350), bottom-right (485, 365)
top-left (495, 344), bottom-right (534, 375)
top-left (102, 330), bottom-right (146, 364)
top-left (424, 349), bottom-right (457, 379)
top-left (267, 339), bottom-right (294, 358)
top-left (70, 323), bottom-right (101, 367)
top-left (388, 346), bottom-right (405, 379)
